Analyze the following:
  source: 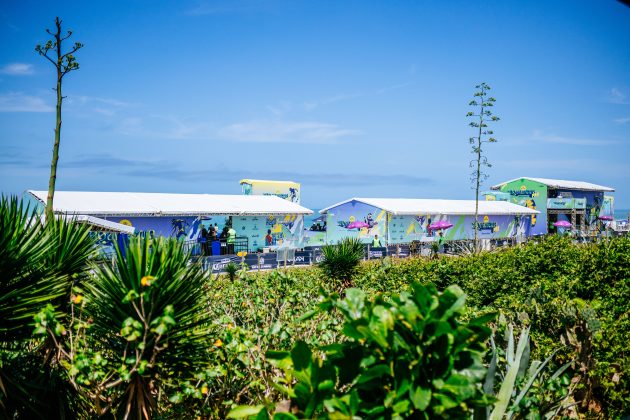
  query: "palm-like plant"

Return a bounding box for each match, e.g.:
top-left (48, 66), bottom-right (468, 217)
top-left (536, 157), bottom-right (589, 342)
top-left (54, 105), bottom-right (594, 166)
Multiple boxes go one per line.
top-left (0, 196), bottom-right (95, 418)
top-left (0, 196), bottom-right (58, 341)
top-left (81, 236), bottom-right (214, 418)
top-left (319, 237), bottom-right (365, 289)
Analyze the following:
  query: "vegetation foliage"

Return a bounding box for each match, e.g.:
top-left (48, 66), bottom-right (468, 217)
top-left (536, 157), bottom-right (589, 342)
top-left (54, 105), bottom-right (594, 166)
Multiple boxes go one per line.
top-left (1, 196), bottom-right (628, 419)
top-left (319, 237), bottom-right (365, 289)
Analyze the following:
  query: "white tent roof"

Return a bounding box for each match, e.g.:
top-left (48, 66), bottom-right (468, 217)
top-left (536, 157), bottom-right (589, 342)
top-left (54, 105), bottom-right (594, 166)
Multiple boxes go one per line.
top-left (491, 177), bottom-right (614, 192)
top-left (27, 191), bottom-right (313, 217)
top-left (67, 215), bottom-right (136, 234)
top-left (320, 198), bottom-right (539, 216)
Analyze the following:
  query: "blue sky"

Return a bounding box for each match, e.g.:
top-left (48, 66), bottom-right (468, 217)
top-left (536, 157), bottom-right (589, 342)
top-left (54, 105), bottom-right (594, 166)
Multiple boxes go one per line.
top-left (1, 0), bottom-right (629, 209)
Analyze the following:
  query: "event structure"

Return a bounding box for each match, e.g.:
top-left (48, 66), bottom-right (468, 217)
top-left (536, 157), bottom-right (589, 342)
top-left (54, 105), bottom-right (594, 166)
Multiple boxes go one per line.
top-left (27, 190), bottom-right (313, 252)
top-left (309, 198), bottom-right (539, 247)
top-left (488, 177), bottom-right (615, 235)
top-left (240, 179), bottom-right (301, 203)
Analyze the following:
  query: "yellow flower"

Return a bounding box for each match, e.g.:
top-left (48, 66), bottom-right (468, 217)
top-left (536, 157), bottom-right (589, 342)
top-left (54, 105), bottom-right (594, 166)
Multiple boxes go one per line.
top-left (227, 323), bottom-right (234, 330)
top-left (140, 276), bottom-right (155, 287)
top-left (201, 385), bottom-right (209, 395)
top-left (213, 339), bottom-right (223, 347)
top-left (73, 295), bottom-right (83, 304)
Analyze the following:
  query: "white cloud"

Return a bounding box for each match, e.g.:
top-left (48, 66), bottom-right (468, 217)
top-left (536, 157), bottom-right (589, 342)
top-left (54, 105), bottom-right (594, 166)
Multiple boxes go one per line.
top-left (303, 93), bottom-right (361, 111)
top-left (67, 95), bottom-right (137, 108)
top-left (532, 129), bottom-right (619, 146)
top-left (218, 119), bottom-right (360, 143)
top-left (607, 87), bottom-right (628, 105)
top-left (613, 116), bottom-right (630, 125)
top-left (0, 63), bottom-right (34, 75)
top-left (266, 101), bottom-right (293, 116)
top-left (0, 92), bottom-right (53, 112)
top-left (302, 82), bottom-right (413, 111)
top-left (93, 107), bottom-right (116, 116)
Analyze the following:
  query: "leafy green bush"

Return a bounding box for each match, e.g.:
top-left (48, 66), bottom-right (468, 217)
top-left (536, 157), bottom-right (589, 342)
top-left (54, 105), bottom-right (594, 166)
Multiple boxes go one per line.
top-left (2, 195), bottom-right (627, 418)
top-left (319, 237), bottom-right (365, 288)
top-left (233, 283), bottom-right (494, 419)
top-left (354, 236), bottom-right (630, 417)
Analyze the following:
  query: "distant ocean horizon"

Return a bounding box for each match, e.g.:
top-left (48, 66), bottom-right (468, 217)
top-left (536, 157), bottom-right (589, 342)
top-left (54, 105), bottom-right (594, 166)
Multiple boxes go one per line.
top-left (615, 209), bottom-right (629, 220)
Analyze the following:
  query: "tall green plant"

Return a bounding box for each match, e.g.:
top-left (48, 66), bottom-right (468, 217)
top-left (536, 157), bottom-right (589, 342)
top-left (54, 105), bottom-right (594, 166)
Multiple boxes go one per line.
top-left (35, 17), bottom-right (83, 222)
top-left (484, 324), bottom-right (572, 419)
top-left (36, 236), bottom-right (215, 418)
top-left (0, 196), bottom-right (95, 419)
top-left (319, 237), bottom-right (364, 289)
top-left (0, 196), bottom-right (56, 341)
top-left (232, 283), bottom-right (494, 419)
top-left (466, 82), bottom-right (499, 252)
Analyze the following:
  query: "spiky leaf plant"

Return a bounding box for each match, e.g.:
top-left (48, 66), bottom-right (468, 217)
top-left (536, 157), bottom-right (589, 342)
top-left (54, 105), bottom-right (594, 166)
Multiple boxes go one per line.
top-left (319, 237), bottom-right (365, 289)
top-left (82, 236), bottom-right (214, 419)
top-left (0, 196), bottom-right (57, 341)
top-left (0, 196), bottom-right (95, 419)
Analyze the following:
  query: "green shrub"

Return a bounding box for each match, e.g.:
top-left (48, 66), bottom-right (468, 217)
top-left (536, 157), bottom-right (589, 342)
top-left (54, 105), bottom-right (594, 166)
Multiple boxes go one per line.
top-left (225, 261), bottom-right (239, 281)
top-left (319, 237), bottom-right (364, 289)
top-left (234, 283), bottom-right (494, 419)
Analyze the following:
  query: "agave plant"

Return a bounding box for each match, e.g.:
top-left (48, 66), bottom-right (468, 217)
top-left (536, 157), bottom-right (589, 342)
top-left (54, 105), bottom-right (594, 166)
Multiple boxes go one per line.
top-left (0, 196), bottom-right (95, 419)
top-left (0, 196), bottom-right (57, 341)
top-left (225, 262), bottom-right (239, 282)
top-left (319, 237), bottom-right (365, 289)
top-left (481, 324), bottom-right (573, 420)
top-left (78, 236), bottom-right (215, 418)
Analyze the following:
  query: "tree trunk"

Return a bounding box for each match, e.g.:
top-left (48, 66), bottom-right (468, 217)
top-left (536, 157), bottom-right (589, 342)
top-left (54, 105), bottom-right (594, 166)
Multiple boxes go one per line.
top-left (474, 98), bottom-right (485, 254)
top-left (45, 30), bottom-right (63, 223)
top-left (474, 149), bottom-right (480, 252)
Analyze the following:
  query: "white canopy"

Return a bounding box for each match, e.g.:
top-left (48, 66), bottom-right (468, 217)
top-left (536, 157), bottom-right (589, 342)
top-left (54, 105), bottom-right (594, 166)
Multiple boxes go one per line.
top-left (320, 198), bottom-right (539, 216)
top-left (27, 191), bottom-right (313, 217)
top-left (67, 215), bottom-right (136, 234)
top-left (491, 177), bottom-right (614, 192)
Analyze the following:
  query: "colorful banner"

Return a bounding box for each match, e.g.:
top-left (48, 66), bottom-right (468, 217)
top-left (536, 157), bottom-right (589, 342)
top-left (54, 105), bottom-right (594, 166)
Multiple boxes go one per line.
top-left (498, 179), bottom-right (548, 235)
top-left (388, 214), bottom-right (530, 243)
top-left (304, 230), bottom-right (326, 247)
top-left (483, 191), bottom-right (510, 201)
top-left (325, 201), bottom-right (387, 244)
top-left (556, 189), bottom-right (605, 227)
top-left (232, 214), bottom-right (305, 250)
top-left (547, 198), bottom-right (586, 210)
top-left (602, 196), bottom-right (614, 219)
top-left (240, 180), bottom-right (301, 203)
top-left (103, 216), bottom-right (202, 240)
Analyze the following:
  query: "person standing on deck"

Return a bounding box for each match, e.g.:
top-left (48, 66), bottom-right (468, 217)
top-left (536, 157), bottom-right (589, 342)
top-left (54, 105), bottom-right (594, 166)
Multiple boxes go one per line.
top-left (200, 224), bottom-right (209, 255)
top-left (227, 226), bottom-right (237, 254)
top-left (438, 231), bottom-right (445, 253)
top-left (372, 234), bottom-right (382, 247)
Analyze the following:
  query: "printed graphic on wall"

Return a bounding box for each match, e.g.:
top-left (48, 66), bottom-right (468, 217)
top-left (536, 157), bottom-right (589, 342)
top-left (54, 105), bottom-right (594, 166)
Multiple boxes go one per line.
top-left (388, 214), bottom-right (529, 243)
top-left (240, 179), bottom-right (301, 203)
top-left (602, 196), bottom-right (614, 219)
top-left (107, 216), bottom-right (202, 240)
top-left (555, 189), bottom-right (605, 227)
top-left (232, 214), bottom-right (305, 250)
top-left (325, 201), bottom-right (387, 244)
top-left (304, 230), bottom-right (326, 247)
top-left (498, 179), bottom-right (548, 235)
